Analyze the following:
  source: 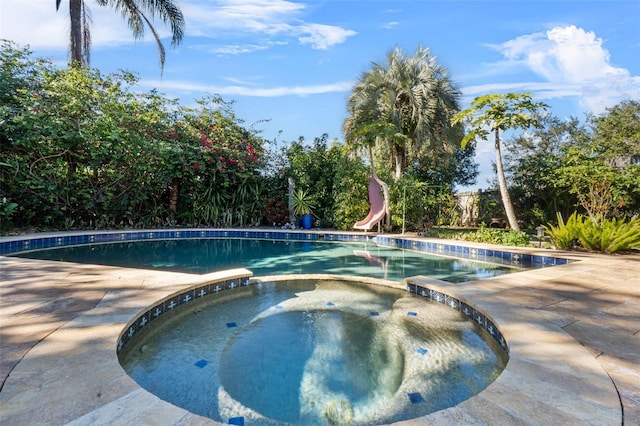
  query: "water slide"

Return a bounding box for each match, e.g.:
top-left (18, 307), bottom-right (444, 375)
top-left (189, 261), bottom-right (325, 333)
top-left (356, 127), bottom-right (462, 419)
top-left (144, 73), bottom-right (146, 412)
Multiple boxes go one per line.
top-left (353, 250), bottom-right (388, 269)
top-left (353, 175), bottom-right (386, 231)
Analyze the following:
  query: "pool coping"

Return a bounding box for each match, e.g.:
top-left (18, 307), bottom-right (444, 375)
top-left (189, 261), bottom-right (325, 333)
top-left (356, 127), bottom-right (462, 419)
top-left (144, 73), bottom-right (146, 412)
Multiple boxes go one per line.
top-left (1, 230), bottom-right (638, 425)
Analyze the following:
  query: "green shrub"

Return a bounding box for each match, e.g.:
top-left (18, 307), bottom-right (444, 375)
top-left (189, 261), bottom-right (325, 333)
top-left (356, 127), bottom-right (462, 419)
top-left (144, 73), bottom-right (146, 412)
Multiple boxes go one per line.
top-left (577, 215), bottom-right (640, 253)
top-left (545, 212), bottom-right (640, 253)
top-left (419, 226), bottom-right (529, 246)
top-left (459, 225), bottom-right (530, 246)
top-left (0, 197), bottom-right (18, 231)
top-left (544, 212), bottom-right (581, 250)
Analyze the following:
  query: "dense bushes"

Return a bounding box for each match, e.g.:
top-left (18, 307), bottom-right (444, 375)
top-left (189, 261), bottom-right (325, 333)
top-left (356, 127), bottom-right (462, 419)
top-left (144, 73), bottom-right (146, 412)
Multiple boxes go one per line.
top-left (1, 42), bottom-right (267, 230)
top-left (0, 42), bottom-right (377, 232)
top-left (421, 226), bottom-right (531, 247)
top-left (545, 212), bottom-right (640, 253)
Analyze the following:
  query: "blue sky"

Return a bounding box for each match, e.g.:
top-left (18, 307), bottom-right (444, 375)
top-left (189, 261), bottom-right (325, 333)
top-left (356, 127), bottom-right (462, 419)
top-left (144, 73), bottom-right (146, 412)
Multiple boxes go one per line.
top-left (2, 0), bottom-right (639, 190)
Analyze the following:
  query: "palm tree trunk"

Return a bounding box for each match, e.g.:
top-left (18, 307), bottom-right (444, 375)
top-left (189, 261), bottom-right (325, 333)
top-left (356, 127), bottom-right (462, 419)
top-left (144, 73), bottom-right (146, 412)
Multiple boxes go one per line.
top-left (494, 129), bottom-right (520, 231)
top-left (69, 0), bottom-right (83, 65)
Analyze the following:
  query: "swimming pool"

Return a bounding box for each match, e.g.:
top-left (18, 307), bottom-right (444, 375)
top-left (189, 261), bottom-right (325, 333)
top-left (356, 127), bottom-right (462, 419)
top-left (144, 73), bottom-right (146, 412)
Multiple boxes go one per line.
top-left (13, 236), bottom-right (523, 283)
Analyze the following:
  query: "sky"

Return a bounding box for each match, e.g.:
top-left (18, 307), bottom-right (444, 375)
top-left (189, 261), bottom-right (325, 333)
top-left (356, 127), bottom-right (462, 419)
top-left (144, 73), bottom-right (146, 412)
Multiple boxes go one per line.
top-left (2, 0), bottom-right (639, 191)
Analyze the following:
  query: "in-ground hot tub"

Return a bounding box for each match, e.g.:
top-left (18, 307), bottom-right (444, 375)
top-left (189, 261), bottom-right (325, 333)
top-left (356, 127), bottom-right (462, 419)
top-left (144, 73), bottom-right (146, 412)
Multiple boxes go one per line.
top-left (117, 276), bottom-right (508, 425)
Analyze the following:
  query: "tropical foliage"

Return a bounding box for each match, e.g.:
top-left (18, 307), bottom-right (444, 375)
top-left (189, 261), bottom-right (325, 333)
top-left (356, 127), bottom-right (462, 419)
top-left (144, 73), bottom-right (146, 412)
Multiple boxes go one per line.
top-left (344, 45), bottom-right (464, 181)
top-left (459, 225), bottom-right (531, 247)
top-left (290, 189), bottom-right (316, 216)
top-left (503, 115), bottom-right (586, 227)
top-left (342, 45), bottom-right (475, 231)
top-left (419, 225), bottom-right (531, 247)
top-left (0, 41), bottom-right (264, 229)
top-left (554, 101), bottom-right (640, 219)
top-left (284, 134), bottom-right (369, 229)
top-left (545, 212), bottom-right (640, 253)
top-left (577, 215), bottom-right (640, 253)
top-left (503, 101), bottom-right (640, 230)
top-left (544, 212), bottom-right (581, 250)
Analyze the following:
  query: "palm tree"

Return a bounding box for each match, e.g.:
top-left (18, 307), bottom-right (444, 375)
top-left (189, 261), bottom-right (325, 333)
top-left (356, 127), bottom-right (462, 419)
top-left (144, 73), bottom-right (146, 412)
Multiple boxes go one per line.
top-left (452, 93), bottom-right (548, 232)
top-left (345, 45), bottom-right (461, 180)
top-left (56, 0), bottom-right (184, 71)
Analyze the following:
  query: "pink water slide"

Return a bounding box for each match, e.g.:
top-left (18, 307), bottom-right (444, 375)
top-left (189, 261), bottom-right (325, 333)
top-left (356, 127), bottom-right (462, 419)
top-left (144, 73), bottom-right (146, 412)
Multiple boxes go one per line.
top-left (354, 174), bottom-right (386, 231)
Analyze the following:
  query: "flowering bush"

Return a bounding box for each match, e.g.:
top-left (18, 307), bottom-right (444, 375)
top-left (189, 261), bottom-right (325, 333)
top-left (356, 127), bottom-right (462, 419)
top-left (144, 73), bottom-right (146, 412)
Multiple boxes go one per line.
top-left (0, 41), bottom-right (267, 230)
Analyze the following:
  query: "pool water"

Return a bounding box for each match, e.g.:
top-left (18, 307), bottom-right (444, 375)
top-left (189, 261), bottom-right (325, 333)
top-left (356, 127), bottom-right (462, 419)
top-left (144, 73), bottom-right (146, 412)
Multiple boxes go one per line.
top-left (16, 238), bottom-right (519, 282)
top-left (119, 279), bottom-right (507, 425)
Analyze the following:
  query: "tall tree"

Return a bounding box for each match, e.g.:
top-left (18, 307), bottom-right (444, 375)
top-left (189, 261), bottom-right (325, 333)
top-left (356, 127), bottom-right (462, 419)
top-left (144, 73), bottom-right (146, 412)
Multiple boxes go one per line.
top-left (452, 93), bottom-right (548, 232)
top-left (56, 0), bottom-right (184, 71)
top-left (344, 45), bottom-right (461, 180)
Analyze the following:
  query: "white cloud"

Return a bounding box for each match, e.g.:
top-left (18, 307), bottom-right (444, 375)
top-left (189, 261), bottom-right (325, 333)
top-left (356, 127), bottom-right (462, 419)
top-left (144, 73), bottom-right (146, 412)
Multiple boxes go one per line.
top-left (297, 23), bottom-right (357, 50)
top-left (462, 81), bottom-right (582, 101)
top-left (486, 25), bottom-right (640, 114)
top-left (182, 0), bottom-right (355, 50)
top-left (1, 1), bottom-right (65, 48)
top-left (190, 40), bottom-right (287, 55)
top-left (140, 79), bottom-right (354, 97)
top-left (381, 21), bottom-right (399, 30)
top-left (182, 0), bottom-right (305, 35)
top-left (221, 76), bottom-right (262, 85)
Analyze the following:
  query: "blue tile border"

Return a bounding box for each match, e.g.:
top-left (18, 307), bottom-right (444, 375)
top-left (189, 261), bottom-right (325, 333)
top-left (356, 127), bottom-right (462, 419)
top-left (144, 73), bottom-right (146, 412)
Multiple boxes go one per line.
top-left (406, 280), bottom-right (509, 354)
top-left (118, 273), bottom-right (509, 356)
top-left (373, 235), bottom-right (572, 269)
top-left (323, 233), bottom-right (371, 242)
top-left (116, 274), bottom-right (251, 354)
top-left (2, 229), bottom-right (573, 270)
top-left (0, 229), bottom-right (325, 256)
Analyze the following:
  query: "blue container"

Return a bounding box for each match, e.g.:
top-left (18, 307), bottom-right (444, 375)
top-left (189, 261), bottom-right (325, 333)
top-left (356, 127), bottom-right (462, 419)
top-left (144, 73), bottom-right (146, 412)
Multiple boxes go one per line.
top-left (301, 214), bottom-right (313, 230)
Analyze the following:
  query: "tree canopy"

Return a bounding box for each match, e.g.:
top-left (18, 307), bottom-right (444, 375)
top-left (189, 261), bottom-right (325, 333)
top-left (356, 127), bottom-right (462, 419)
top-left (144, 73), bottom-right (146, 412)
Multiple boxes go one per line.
top-left (344, 45), bottom-right (463, 181)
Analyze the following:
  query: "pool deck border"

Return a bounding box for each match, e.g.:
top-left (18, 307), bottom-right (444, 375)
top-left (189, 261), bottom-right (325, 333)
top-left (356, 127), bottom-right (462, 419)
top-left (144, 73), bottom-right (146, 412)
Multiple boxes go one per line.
top-left (0, 229), bottom-right (638, 425)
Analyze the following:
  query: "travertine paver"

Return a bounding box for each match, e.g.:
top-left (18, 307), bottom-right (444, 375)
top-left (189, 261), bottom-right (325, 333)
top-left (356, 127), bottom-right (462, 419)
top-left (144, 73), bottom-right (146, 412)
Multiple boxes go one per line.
top-left (1, 235), bottom-right (638, 425)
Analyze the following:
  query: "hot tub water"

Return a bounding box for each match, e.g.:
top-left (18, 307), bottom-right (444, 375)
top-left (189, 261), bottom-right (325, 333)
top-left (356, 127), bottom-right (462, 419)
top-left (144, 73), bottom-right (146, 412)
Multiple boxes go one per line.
top-left (119, 279), bottom-right (507, 425)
